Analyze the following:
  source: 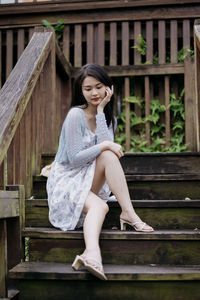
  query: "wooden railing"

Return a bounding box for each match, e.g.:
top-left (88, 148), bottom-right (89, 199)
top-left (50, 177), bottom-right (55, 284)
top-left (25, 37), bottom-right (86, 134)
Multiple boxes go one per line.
top-left (194, 20), bottom-right (200, 152)
top-left (0, 27), bottom-right (71, 198)
top-left (0, 185), bottom-right (24, 299)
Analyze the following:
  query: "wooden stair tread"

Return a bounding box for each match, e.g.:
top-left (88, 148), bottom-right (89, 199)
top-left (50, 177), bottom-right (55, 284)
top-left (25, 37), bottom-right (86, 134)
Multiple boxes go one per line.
top-left (33, 174), bottom-right (200, 182)
top-left (26, 199), bottom-right (200, 207)
top-left (23, 228), bottom-right (200, 240)
top-left (9, 262), bottom-right (200, 281)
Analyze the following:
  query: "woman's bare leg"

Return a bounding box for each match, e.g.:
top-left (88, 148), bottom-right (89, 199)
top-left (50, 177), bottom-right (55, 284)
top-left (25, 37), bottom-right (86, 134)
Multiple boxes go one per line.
top-left (91, 150), bottom-right (153, 229)
top-left (81, 191), bottom-right (109, 269)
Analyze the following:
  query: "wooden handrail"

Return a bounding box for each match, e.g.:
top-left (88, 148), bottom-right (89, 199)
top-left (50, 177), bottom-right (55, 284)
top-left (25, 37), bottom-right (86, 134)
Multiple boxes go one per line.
top-left (0, 29), bottom-right (53, 165)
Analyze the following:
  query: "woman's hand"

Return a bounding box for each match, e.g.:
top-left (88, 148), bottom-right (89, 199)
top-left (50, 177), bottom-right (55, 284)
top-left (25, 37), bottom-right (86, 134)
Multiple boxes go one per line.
top-left (98, 141), bottom-right (124, 159)
top-left (97, 85), bottom-right (114, 114)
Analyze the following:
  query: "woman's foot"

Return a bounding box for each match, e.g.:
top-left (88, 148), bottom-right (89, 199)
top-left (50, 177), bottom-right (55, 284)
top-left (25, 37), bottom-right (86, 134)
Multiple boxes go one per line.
top-left (120, 212), bottom-right (154, 232)
top-left (81, 249), bottom-right (107, 280)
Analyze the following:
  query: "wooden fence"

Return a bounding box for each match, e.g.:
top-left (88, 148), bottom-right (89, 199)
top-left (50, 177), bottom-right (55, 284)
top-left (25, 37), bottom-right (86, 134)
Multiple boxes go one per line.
top-left (194, 20), bottom-right (200, 152)
top-left (0, 27), bottom-right (71, 198)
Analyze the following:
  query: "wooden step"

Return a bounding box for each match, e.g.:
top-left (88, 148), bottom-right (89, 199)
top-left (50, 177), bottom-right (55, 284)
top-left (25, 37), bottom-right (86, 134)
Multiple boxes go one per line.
top-left (25, 199), bottom-right (200, 229)
top-left (32, 174), bottom-right (200, 199)
top-left (23, 228), bottom-right (200, 265)
top-left (9, 262), bottom-right (200, 300)
top-left (41, 152), bottom-right (200, 175)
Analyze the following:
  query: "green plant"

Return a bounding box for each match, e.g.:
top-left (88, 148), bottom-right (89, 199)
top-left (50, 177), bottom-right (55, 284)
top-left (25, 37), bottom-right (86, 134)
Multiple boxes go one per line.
top-left (42, 19), bottom-right (65, 41)
top-left (115, 88), bottom-right (189, 152)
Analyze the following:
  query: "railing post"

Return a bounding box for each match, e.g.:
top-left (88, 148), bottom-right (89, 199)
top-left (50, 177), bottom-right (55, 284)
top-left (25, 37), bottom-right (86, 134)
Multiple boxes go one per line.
top-left (194, 20), bottom-right (200, 151)
top-left (184, 56), bottom-right (197, 151)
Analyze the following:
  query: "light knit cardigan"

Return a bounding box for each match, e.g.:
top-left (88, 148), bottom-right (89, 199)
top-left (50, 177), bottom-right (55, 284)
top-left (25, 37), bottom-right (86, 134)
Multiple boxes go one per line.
top-left (55, 107), bottom-right (115, 167)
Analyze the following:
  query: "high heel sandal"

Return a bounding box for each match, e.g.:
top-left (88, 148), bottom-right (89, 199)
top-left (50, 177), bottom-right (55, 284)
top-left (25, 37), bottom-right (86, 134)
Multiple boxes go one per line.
top-left (120, 219), bottom-right (154, 232)
top-left (85, 258), bottom-right (107, 281)
top-left (72, 255), bottom-right (107, 281)
top-left (72, 255), bottom-right (85, 271)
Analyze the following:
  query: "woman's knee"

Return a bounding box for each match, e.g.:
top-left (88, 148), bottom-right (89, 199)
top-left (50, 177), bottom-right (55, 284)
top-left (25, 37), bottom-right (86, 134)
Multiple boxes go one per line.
top-left (97, 150), bottom-right (118, 164)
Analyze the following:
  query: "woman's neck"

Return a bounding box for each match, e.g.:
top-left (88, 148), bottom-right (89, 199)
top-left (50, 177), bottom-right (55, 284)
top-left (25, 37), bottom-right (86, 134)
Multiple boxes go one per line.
top-left (84, 105), bottom-right (98, 116)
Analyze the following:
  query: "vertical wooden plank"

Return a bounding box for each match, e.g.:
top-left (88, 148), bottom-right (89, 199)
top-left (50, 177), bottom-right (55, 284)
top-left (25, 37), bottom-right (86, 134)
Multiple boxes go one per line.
top-left (183, 19), bottom-right (191, 49)
top-left (63, 25), bottom-right (70, 61)
top-left (17, 29), bottom-right (25, 59)
top-left (134, 21), bottom-right (141, 64)
top-left (194, 32), bottom-right (200, 151)
top-left (29, 28), bottom-right (35, 42)
top-left (145, 76), bottom-right (150, 146)
top-left (0, 31), bottom-right (2, 88)
top-left (6, 30), bottom-right (13, 79)
top-left (31, 92), bottom-right (37, 175)
top-left (0, 161), bottom-right (5, 190)
top-left (87, 24), bottom-right (94, 63)
top-left (97, 23), bottom-right (105, 66)
top-left (170, 20), bottom-right (178, 63)
top-left (110, 22), bottom-right (117, 66)
top-left (146, 21), bottom-right (153, 64)
top-left (158, 20), bottom-right (166, 64)
top-left (165, 76), bottom-right (170, 147)
top-left (122, 22), bottom-right (129, 66)
top-left (43, 37), bottom-right (56, 153)
top-left (74, 25), bottom-right (82, 67)
top-left (125, 77), bottom-right (130, 151)
top-left (184, 57), bottom-right (197, 151)
top-left (0, 220), bottom-right (7, 298)
top-left (25, 100), bottom-right (32, 198)
top-left (19, 113), bottom-right (26, 187)
top-left (7, 140), bottom-right (15, 185)
top-left (14, 127), bottom-right (20, 184)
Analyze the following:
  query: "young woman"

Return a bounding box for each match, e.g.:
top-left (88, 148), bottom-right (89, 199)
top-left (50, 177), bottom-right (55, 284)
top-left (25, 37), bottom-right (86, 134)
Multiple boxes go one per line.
top-left (47, 63), bottom-right (153, 281)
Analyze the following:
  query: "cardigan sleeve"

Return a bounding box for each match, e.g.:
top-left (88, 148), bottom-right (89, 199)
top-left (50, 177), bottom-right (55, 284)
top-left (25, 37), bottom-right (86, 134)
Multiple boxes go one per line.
top-left (64, 108), bottom-right (100, 167)
top-left (95, 113), bottom-right (116, 143)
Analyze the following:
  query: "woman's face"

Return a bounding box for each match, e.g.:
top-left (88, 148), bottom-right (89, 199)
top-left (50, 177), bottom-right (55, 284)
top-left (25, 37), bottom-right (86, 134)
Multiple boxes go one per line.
top-left (82, 76), bottom-right (106, 107)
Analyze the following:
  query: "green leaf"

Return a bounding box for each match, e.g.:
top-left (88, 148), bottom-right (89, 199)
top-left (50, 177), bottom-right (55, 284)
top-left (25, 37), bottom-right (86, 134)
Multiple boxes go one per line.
top-left (42, 19), bottom-right (52, 27)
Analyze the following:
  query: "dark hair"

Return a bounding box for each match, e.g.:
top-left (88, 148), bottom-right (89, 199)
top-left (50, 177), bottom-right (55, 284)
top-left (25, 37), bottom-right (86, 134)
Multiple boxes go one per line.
top-left (71, 63), bottom-right (115, 129)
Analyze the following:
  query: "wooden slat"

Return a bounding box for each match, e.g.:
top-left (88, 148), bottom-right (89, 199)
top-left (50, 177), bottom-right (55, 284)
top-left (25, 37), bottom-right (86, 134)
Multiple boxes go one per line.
top-left (170, 20), bottom-right (178, 63)
top-left (0, 161), bottom-right (5, 190)
top-left (19, 113), bottom-right (26, 186)
top-left (134, 21), bottom-right (141, 64)
top-left (122, 22), bottom-right (129, 66)
top-left (110, 22), bottom-right (117, 66)
top-left (25, 100), bottom-right (32, 198)
top-left (72, 63), bottom-right (185, 77)
top-left (0, 30), bottom-right (53, 165)
top-left (6, 30), bottom-right (13, 79)
top-left (0, 199), bottom-right (19, 219)
top-left (158, 20), bottom-right (166, 64)
top-left (0, 220), bottom-right (7, 298)
top-left (31, 92), bottom-right (36, 175)
top-left (183, 19), bottom-right (191, 49)
top-left (63, 25), bottom-right (70, 61)
top-left (28, 28), bottom-right (35, 41)
top-left (165, 76), bottom-right (170, 147)
top-left (145, 76), bottom-right (150, 146)
top-left (146, 21), bottom-right (153, 63)
top-left (74, 25), bottom-right (82, 67)
top-left (17, 29), bottom-right (25, 59)
top-left (86, 23), bottom-right (94, 63)
top-left (7, 139), bottom-right (15, 185)
top-left (0, 31), bottom-right (2, 88)
top-left (14, 127), bottom-right (20, 184)
top-left (97, 23), bottom-right (105, 65)
top-left (184, 57), bottom-right (197, 151)
top-left (194, 24), bottom-right (200, 151)
top-left (0, 190), bottom-right (18, 199)
top-left (125, 77), bottom-right (130, 151)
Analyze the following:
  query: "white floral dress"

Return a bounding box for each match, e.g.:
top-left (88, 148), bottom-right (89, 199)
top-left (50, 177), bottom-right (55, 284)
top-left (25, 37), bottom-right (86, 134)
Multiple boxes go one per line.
top-left (46, 126), bottom-right (116, 231)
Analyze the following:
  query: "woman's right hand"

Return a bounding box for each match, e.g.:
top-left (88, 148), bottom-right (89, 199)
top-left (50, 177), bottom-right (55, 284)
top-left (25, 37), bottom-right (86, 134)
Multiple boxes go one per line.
top-left (99, 141), bottom-right (124, 159)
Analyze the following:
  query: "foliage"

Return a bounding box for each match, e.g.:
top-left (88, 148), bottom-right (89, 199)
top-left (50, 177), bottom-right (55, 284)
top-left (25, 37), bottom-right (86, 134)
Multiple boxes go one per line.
top-left (115, 88), bottom-right (189, 152)
top-left (132, 34), bottom-right (194, 64)
top-left (41, 19), bottom-right (65, 41)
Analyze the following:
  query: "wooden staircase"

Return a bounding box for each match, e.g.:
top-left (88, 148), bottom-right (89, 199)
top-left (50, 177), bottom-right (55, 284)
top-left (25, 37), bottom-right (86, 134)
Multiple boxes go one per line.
top-left (9, 153), bottom-right (200, 300)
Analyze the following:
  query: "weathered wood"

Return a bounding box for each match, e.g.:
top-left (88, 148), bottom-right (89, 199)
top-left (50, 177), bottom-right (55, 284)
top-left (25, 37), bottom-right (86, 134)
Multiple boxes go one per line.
top-left (165, 76), bottom-right (170, 147)
top-left (86, 24), bottom-right (94, 63)
top-left (146, 21), bottom-right (153, 63)
top-left (0, 199), bottom-right (19, 219)
top-left (72, 63), bottom-right (185, 77)
top-left (6, 30), bottom-right (13, 79)
top-left (62, 25), bottom-right (70, 61)
top-left (17, 29), bottom-right (25, 59)
top-left (74, 25), bottom-right (82, 67)
top-left (145, 76), bottom-right (150, 146)
top-left (97, 23), bottom-right (105, 66)
top-left (110, 22), bottom-right (117, 66)
top-left (158, 20), bottom-right (166, 64)
top-left (184, 57), bottom-right (197, 151)
top-left (194, 24), bottom-right (200, 151)
top-left (0, 161), bottom-right (5, 190)
top-left (124, 77), bottom-right (130, 151)
top-left (0, 220), bottom-right (7, 298)
top-left (55, 40), bottom-right (72, 78)
top-left (0, 30), bottom-right (53, 165)
top-left (183, 19), bottom-right (191, 49)
top-left (122, 22), bottom-right (129, 66)
top-left (0, 31), bottom-right (2, 88)
top-left (134, 21), bottom-right (141, 64)
top-left (170, 20), bottom-right (178, 63)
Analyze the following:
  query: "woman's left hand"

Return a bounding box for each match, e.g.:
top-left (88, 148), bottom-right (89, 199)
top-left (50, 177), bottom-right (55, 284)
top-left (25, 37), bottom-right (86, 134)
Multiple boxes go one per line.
top-left (97, 85), bottom-right (114, 113)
